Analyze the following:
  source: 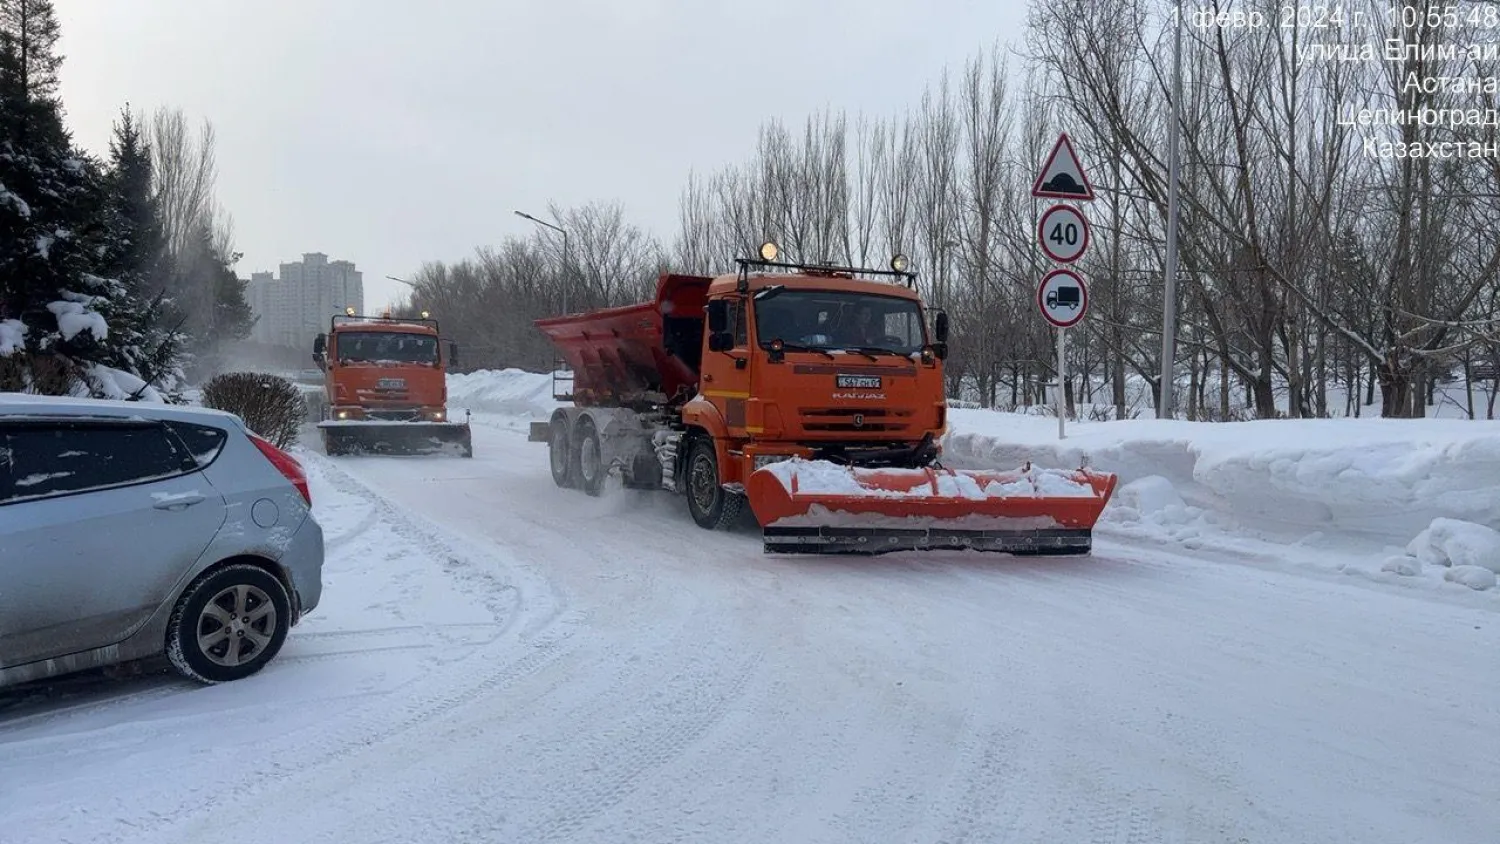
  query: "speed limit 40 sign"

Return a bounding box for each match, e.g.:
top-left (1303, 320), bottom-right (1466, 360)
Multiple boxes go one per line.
top-left (1037, 204), bottom-right (1090, 264)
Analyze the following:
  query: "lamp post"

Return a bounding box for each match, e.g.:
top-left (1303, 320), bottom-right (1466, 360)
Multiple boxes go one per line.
top-left (515, 210), bottom-right (572, 316)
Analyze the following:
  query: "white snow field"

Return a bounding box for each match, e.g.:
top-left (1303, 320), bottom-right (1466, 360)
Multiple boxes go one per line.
top-left (2, 368), bottom-right (1499, 844)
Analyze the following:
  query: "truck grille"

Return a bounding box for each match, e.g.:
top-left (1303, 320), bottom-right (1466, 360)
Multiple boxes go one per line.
top-left (357, 387), bottom-right (411, 402)
top-left (799, 407), bottom-right (913, 433)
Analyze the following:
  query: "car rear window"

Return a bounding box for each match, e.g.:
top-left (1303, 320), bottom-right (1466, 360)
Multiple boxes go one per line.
top-left (164, 420), bottom-right (230, 469)
top-left (1, 420), bottom-right (199, 505)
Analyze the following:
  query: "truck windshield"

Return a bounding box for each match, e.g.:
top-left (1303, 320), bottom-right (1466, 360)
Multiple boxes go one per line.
top-left (753, 290), bottom-right (927, 355)
top-left (336, 332), bottom-right (439, 365)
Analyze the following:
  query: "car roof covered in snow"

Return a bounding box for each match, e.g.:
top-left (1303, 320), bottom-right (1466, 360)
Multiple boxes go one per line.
top-left (0, 392), bottom-right (246, 428)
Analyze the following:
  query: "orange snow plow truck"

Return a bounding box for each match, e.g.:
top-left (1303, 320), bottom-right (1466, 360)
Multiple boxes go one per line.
top-left (312, 312), bottom-right (473, 458)
top-left (529, 243), bottom-right (1117, 555)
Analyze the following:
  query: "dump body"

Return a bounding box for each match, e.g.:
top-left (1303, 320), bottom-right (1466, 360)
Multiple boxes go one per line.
top-left (530, 256), bottom-right (1116, 555)
top-left (533, 273), bottom-right (710, 409)
top-left (313, 314), bottom-right (472, 457)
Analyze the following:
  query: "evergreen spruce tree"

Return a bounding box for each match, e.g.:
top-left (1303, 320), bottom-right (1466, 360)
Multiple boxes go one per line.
top-left (0, 0), bottom-right (116, 393)
top-left (96, 105), bottom-right (185, 398)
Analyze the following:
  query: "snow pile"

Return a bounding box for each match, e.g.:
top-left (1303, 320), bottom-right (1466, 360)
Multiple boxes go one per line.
top-left (446, 367), bottom-right (564, 420)
top-left (944, 412), bottom-right (1500, 543)
top-left (761, 457), bottom-right (1104, 500)
top-left (944, 410), bottom-right (1500, 593)
top-left (0, 318), bottom-right (25, 354)
top-left (1377, 517), bottom-right (1500, 591)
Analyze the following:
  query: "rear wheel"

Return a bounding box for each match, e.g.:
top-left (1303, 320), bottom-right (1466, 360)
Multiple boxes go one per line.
top-left (166, 564), bottom-right (291, 684)
top-left (685, 437), bottom-right (743, 530)
top-left (576, 419), bottom-right (606, 496)
top-left (549, 417), bottom-right (573, 487)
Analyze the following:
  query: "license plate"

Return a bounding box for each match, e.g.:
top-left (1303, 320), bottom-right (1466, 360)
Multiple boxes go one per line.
top-left (836, 374), bottom-right (881, 389)
top-left (378, 378), bottom-right (406, 389)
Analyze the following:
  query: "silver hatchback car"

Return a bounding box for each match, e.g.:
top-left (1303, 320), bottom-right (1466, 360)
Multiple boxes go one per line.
top-left (0, 394), bottom-right (324, 688)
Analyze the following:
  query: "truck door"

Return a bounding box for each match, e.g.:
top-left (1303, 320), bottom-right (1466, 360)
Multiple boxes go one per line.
top-left (700, 297), bottom-right (751, 438)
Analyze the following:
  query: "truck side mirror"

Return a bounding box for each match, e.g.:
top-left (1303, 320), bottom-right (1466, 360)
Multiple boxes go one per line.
top-left (313, 333), bottom-right (326, 355)
top-left (448, 340), bottom-right (459, 366)
top-left (706, 300), bottom-right (729, 333)
top-left (934, 311), bottom-right (950, 343)
top-left (705, 299), bottom-right (734, 353)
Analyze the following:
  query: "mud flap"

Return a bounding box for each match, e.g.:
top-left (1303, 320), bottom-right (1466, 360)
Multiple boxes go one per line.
top-left (744, 459), bottom-right (1117, 556)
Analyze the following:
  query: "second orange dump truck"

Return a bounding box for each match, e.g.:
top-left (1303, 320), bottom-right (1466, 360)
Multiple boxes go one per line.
top-left (529, 243), bottom-right (1116, 555)
top-left (313, 312), bottom-right (473, 458)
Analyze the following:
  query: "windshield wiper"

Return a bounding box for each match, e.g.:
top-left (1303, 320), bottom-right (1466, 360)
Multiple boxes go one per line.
top-left (774, 341), bottom-right (835, 359)
top-left (850, 346), bottom-right (906, 359)
top-left (754, 284), bottom-right (785, 301)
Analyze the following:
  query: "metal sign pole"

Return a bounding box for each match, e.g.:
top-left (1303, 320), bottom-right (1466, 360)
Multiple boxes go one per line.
top-left (1032, 132), bottom-right (1094, 442)
top-left (1057, 327), bottom-right (1067, 439)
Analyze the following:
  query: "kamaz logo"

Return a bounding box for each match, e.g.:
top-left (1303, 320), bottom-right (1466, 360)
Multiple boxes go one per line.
top-left (836, 374), bottom-right (881, 389)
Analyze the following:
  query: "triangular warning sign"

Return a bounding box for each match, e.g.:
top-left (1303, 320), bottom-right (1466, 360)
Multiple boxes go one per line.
top-left (1031, 133), bottom-right (1094, 201)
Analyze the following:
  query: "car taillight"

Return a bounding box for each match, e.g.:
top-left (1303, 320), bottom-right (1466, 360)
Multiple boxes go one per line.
top-left (248, 432), bottom-right (311, 506)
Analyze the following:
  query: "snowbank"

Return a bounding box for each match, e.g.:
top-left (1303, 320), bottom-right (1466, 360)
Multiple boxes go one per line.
top-left (944, 410), bottom-right (1500, 593)
top-left (944, 412), bottom-right (1500, 541)
top-left (446, 368), bottom-right (564, 420)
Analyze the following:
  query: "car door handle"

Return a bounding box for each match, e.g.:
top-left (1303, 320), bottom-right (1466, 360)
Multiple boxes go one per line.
top-left (153, 493), bottom-right (207, 510)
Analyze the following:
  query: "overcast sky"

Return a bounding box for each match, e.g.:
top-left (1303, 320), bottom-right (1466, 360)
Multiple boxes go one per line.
top-left (56, 0), bottom-right (1027, 309)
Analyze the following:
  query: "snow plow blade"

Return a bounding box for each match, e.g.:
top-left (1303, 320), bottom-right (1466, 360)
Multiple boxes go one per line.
top-left (744, 459), bottom-right (1117, 556)
top-left (318, 420), bottom-right (473, 458)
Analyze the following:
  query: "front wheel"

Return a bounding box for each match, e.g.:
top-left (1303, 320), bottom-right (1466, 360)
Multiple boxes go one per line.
top-left (685, 437), bottom-right (743, 530)
top-left (166, 564), bottom-right (291, 684)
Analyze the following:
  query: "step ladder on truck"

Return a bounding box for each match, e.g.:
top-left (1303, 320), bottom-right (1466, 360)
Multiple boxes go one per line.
top-left (527, 242), bottom-right (1116, 555)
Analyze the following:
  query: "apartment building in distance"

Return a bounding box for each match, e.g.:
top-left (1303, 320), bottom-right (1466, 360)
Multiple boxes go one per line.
top-left (246, 252), bottom-right (364, 350)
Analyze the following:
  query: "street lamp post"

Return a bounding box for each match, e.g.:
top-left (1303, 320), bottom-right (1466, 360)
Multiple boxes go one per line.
top-left (515, 210), bottom-right (572, 317)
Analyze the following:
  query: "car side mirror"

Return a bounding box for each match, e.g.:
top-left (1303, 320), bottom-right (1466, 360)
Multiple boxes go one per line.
top-left (934, 311), bottom-right (949, 343)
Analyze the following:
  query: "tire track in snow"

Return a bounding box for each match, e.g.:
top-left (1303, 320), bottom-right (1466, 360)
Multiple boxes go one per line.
top-left (98, 453), bottom-right (588, 844)
top-left (150, 562), bottom-right (771, 844)
top-left (522, 646), bottom-right (766, 842)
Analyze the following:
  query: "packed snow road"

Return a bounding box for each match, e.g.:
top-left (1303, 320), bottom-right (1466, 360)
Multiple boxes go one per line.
top-left (3, 413), bottom-right (1498, 844)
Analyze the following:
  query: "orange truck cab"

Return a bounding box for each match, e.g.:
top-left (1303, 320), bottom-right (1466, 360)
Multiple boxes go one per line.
top-left (530, 242), bottom-right (1115, 555)
top-left (312, 313), bottom-right (473, 457)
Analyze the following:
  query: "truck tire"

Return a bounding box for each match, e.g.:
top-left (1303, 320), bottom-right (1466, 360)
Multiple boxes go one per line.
top-left (685, 437), bottom-right (743, 530)
top-left (548, 416), bottom-right (573, 488)
top-left (575, 418), bottom-right (607, 497)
